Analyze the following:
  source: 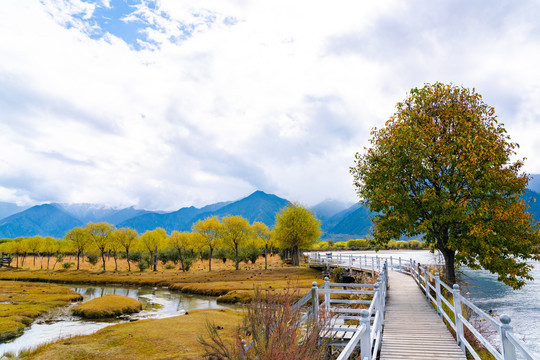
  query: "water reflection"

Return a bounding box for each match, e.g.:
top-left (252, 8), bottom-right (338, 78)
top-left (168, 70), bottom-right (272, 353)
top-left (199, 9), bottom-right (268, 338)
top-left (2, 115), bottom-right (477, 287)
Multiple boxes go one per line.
top-left (0, 284), bottom-right (236, 356)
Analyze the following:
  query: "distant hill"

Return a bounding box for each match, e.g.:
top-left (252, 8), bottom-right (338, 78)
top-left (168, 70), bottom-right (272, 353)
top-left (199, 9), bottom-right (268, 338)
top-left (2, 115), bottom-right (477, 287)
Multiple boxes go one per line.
top-left (118, 191), bottom-right (289, 234)
top-left (523, 189), bottom-right (540, 222)
top-left (326, 204), bottom-right (374, 238)
top-left (194, 191), bottom-right (289, 226)
top-left (0, 204), bottom-right (83, 238)
top-left (325, 190), bottom-right (540, 239)
top-left (529, 174), bottom-right (540, 194)
top-left (56, 204), bottom-right (152, 225)
top-left (320, 203), bottom-right (362, 233)
top-left (311, 199), bottom-right (353, 219)
top-left (0, 202), bottom-right (29, 221)
top-left (118, 206), bottom-right (204, 233)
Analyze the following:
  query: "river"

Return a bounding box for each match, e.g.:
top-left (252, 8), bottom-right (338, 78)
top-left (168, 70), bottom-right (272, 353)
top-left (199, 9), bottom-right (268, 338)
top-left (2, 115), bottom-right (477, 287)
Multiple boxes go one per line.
top-left (319, 249), bottom-right (540, 357)
top-left (0, 284), bottom-right (234, 357)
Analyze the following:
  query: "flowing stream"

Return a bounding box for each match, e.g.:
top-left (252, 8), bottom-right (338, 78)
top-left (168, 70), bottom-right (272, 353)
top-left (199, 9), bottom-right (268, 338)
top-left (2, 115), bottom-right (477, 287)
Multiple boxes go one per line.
top-left (0, 284), bottom-right (235, 356)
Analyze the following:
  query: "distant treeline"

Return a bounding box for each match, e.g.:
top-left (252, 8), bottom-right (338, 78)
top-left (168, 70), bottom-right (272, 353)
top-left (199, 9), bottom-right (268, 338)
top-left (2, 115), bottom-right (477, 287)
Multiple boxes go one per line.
top-left (314, 239), bottom-right (426, 250)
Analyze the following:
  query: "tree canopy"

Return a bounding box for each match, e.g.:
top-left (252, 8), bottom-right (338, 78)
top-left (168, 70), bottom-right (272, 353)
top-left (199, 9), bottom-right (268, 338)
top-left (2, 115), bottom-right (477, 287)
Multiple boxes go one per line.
top-left (192, 216), bottom-right (222, 271)
top-left (221, 215), bottom-right (252, 270)
top-left (273, 203), bottom-right (321, 266)
top-left (86, 222), bottom-right (114, 272)
top-left (350, 82), bottom-right (540, 288)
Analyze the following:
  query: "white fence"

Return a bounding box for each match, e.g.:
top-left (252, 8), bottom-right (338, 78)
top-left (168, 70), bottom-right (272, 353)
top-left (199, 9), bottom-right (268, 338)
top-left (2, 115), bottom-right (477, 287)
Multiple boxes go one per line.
top-left (297, 255), bottom-right (388, 360)
top-left (307, 252), bottom-right (538, 360)
top-left (408, 259), bottom-right (537, 360)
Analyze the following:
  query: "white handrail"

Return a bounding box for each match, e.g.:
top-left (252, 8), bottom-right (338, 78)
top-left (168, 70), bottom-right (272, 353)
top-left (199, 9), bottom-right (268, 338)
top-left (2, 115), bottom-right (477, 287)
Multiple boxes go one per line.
top-left (303, 253), bottom-right (389, 360)
top-left (307, 252), bottom-right (538, 360)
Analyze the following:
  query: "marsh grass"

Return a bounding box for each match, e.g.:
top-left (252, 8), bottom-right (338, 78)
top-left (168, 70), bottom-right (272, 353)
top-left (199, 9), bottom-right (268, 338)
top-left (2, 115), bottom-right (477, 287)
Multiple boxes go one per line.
top-left (0, 281), bottom-right (82, 341)
top-left (0, 257), bottom-right (321, 304)
top-left (72, 295), bottom-right (142, 318)
top-left (200, 287), bottom-right (331, 360)
top-left (20, 309), bottom-right (242, 360)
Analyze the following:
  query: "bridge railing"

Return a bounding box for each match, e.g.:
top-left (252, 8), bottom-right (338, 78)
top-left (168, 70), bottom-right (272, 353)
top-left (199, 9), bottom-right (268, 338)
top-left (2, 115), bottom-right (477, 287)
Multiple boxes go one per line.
top-left (300, 255), bottom-right (389, 360)
top-left (409, 260), bottom-right (537, 360)
top-left (307, 252), bottom-right (537, 360)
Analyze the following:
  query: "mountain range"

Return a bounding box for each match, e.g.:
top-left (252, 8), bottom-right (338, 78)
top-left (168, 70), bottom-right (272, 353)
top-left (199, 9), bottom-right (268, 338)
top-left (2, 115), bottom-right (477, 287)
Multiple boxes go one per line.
top-left (0, 187), bottom-right (539, 240)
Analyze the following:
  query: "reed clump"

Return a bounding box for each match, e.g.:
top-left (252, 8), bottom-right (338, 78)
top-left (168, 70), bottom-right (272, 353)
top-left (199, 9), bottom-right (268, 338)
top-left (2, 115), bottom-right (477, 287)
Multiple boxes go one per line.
top-left (0, 281), bottom-right (82, 341)
top-left (72, 295), bottom-right (142, 318)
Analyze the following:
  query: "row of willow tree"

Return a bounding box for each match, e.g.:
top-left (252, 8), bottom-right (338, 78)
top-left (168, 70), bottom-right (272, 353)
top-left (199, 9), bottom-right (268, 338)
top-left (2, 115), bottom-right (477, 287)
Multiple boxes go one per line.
top-left (0, 203), bottom-right (322, 272)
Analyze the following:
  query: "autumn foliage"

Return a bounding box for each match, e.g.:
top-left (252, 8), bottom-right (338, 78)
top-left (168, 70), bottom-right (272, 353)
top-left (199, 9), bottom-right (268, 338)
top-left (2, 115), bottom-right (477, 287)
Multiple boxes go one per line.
top-left (351, 83), bottom-right (540, 288)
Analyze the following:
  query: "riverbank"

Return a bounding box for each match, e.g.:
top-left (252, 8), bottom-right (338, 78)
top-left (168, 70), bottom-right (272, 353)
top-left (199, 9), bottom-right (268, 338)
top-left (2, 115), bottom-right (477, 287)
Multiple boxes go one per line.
top-left (0, 257), bottom-right (322, 304)
top-left (19, 308), bottom-right (242, 360)
top-left (0, 281), bottom-right (82, 342)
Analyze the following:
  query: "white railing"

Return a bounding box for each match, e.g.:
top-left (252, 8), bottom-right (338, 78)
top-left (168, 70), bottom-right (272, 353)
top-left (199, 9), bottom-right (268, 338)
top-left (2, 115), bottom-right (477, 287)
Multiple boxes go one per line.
top-left (409, 260), bottom-right (537, 360)
top-left (307, 252), bottom-right (537, 360)
top-left (299, 255), bottom-right (388, 360)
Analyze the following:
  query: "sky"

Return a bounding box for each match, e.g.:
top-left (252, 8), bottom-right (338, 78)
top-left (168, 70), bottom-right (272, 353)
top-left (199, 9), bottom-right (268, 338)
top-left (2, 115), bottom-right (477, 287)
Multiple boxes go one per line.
top-left (1, 0), bottom-right (540, 211)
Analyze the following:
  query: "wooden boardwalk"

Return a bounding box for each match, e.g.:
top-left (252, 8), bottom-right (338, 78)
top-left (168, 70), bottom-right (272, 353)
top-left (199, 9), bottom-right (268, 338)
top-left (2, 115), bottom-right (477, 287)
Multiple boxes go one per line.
top-left (380, 271), bottom-right (466, 360)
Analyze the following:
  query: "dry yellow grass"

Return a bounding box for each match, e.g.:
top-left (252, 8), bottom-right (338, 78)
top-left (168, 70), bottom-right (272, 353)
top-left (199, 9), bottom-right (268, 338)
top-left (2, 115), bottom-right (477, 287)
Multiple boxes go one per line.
top-left (22, 309), bottom-right (242, 360)
top-left (72, 295), bottom-right (142, 318)
top-left (0, 256), bottom-right (322, 304)
top-left (0, 281), bottom-right (82, 341)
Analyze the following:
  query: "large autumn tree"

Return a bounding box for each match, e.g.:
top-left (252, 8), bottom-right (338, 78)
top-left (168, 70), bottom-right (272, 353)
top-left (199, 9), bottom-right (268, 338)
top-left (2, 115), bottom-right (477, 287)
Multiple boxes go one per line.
top-left (351, 83), bottom-right (540, 288)
top-left (274, 203), bottom-right (321, 266)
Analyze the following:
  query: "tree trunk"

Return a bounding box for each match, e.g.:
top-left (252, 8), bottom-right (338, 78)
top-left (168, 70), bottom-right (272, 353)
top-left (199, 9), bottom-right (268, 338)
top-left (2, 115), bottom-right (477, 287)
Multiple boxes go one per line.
top-left (264, 245), bottom-right (268, 270)
top-left (440, 247), bottom-right (456, 285)
top-left (126, 249), bottom-right (131, 271)
top-left (292, 246), bottom-right (299, 266)
top-left (235, 244), bottom-right (239, 270)
top-left (76, 250), bottom-right (80, 270)
top-left (114, 252), bottom-right (118, 271)
top-left (101, 250), bottom-right (106, 272)
top-left (153, 249), bottom-right (157, 271)
top-left (178, 248), bottom-right (185, 272)
top-left (208, 248), bottom-right (213, 272)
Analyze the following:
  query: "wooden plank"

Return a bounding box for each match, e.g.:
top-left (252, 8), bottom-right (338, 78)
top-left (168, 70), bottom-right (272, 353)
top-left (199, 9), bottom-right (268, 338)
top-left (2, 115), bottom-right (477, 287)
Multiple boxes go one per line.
top-left (379, 271), bottom-right (466, 360)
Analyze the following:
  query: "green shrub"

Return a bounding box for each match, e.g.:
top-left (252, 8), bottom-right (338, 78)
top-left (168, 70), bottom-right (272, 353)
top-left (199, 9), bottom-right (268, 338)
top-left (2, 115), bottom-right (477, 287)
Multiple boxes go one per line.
top-left (316, 241), bottom-right (329, 249)
top-left (240, 245), bottom-right (262, 264)
top-left (86, 254), bottom-right (99, 266)
top-left (138, 259), bottom-right (149, 272)
top-left (165, 263), bottom-right (175, 270)
top-left (62, 262), bottom-right (74, 269)
top-left (409, 240), bottom-right (422, 248)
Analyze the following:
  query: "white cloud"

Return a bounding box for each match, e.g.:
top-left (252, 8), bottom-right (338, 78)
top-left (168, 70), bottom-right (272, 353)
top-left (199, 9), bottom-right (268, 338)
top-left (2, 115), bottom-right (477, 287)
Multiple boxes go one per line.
top-left (0, 0), bottom-right (539, 211)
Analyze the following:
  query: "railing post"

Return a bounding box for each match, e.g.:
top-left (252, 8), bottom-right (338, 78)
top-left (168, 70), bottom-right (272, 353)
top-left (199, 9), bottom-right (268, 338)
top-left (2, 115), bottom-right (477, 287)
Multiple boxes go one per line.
top-left (384, 260), bottom-right (388, 288)
top-left (376, 255), bottom-right (380, 271)
top-left (390, 256), bottom-right (393, 271)
top-left (399, 257), bottom-right (402, 273)
top-left (349, 254), bottom-right (352, 273)
top-left (453, 284), bottom-right (465, 353)
top-left (311, 281), bottom-right (319, 323)
top-left (417, 262), bottom-right (421, 284)
top-left (360, 309), bottom-right (372, 360)
top-left (371, 257), bottom-right (374, 277)
top-left (500, 314), bottom-right (517, 360)
top-left (410, 258), bottom-right (413, 274)
top-left (364, 255), bottom-right (367, 268)
top-left (424, 265), bottom-right (429, 299)
top-left (324, 277), bottom-right (330, 311)
top-left (377, 278), bottom-right (385, 322)
top-left (434, 273), bottom-right (442, 319)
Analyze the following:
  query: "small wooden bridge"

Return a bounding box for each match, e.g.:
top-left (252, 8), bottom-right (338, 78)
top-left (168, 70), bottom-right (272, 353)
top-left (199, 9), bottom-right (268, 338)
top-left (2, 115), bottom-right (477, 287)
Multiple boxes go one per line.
top-left (301, 252), bottom-right (537, 360)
